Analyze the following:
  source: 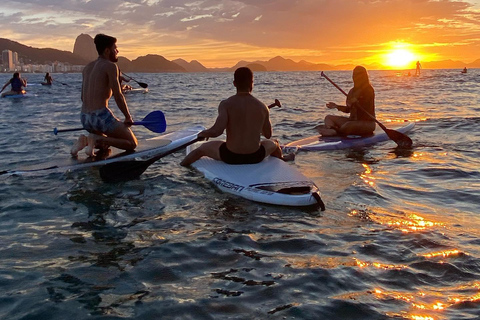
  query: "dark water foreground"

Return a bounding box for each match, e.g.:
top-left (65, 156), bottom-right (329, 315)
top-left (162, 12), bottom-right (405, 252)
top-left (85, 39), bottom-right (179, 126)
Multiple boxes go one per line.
top-left (1, 70), bottom-right (479, 319)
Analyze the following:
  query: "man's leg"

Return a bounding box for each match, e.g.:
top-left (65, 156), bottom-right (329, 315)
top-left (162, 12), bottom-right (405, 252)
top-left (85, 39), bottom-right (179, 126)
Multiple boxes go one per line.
top-left (262, 139), bottom-right (295, 162)
top-left (180, 140), bottom-right (223, 166)
top-left (317, 115), bottom-right (349, 136)
top-left (85, 124), bottom-right (137, 157)
top-left (339, 121), bottom-right (376, 136)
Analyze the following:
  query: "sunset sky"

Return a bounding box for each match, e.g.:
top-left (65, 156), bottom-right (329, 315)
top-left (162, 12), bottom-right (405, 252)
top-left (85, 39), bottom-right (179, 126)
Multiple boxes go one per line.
top-left (1, 0), bottom-right (480, 68)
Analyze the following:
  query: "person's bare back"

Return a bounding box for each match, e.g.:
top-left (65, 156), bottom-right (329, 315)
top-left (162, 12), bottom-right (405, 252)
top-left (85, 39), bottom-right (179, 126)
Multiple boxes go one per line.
top-left (82, 58), bottom-right (121, 113)
top-left (223, 93), bottom-right (270, 154)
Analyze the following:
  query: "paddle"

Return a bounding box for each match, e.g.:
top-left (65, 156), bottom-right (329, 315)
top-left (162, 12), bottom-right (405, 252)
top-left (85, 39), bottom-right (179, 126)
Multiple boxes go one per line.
top-left (122, 73), bottom-right (148, 89)
top-left (268, 99), bottom-right (281, 109)
top-left (320, 71), bottom-right (413, 148)
top-left (99, 137), bottom-right (203, 183)
top-left (53, 110), bottom-right (167, 135)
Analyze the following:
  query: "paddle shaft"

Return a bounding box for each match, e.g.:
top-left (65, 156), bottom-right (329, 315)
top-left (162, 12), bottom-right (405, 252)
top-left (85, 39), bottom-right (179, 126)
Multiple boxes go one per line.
top-left (54, 121), bottom-right (158, 134)
top-left (122, 73), bottom-right (148, 88)
top-left (53, 110), bottom-right (166, 135)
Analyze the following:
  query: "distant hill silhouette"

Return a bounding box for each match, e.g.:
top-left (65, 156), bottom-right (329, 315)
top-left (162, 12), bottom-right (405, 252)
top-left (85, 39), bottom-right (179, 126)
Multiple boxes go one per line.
top-left (1, 36), bottom-right (478, 72)
top-left (73, 34), bottom-right (97, 62)
top-left (0, 38), bottom-right (88, 65)
top-left (173, 59), bottom-right (209, 72)
top-left (232, 56), bottom-right (335, 71)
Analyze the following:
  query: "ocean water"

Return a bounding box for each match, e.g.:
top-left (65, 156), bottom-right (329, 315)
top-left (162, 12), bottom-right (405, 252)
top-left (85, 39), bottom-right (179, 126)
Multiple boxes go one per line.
top-left (0, 69), bottom-right (479, 320)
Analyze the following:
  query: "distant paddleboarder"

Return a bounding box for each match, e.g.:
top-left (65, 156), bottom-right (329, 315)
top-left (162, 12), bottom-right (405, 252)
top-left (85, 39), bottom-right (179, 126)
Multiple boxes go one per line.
top-left (0, 72), bottom-right (27, 97)
top-left (415, 61), bottom-right (421, 76)
top-left (42, 72), bottom-right (53, 85)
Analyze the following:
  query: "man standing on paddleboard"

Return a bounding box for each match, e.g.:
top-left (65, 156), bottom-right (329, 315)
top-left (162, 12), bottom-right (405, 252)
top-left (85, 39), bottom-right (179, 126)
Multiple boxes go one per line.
top-left (181, 67), bottom-right (293, 166)
top-left (71, 33), bottom-right (137, 157)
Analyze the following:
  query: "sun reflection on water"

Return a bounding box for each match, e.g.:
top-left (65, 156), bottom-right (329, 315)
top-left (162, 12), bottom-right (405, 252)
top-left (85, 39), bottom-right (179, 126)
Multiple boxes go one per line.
top-left (350, 208), bottom-right (444, 233)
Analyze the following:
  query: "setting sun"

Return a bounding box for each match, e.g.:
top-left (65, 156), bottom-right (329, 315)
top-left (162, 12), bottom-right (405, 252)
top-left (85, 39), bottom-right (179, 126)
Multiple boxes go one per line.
top-left (385, 48), bottom-right (416, 69)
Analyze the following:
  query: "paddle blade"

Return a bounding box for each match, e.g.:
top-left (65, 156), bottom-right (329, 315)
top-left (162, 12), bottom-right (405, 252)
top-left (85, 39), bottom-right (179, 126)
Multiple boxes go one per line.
top-left (385, 128), bottom-right (413, 148)
top-left (137, 82), bottom-right (148, 89)
top-left (134, 111), bottom-right (167, 133)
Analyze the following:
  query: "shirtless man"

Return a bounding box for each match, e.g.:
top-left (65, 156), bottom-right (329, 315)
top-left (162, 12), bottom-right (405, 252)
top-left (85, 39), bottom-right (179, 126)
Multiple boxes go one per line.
top-left (71, 34), bottom-right (137, 157)
top-left (180, 67), bottom-right (293, 166)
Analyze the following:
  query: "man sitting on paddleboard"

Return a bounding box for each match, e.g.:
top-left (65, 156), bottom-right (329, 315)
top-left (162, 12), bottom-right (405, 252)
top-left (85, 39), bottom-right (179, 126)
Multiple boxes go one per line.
top-left (316, 66), bottom-right (376, 137)
top-left (0, 72), bottom-right (27, 97)
top-left (181, 67), bottom-right (293, 166)
top-left (71, 33), bottom-right (137, 157)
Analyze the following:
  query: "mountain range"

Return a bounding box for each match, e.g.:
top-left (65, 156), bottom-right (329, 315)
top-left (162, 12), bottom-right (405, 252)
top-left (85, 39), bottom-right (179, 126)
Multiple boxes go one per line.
top-left (1, 35), bottom-right (479, 72)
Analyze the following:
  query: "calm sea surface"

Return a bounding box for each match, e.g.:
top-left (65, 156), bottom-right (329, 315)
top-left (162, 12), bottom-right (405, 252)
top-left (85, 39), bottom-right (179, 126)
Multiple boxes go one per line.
top-left (0, 70), bottom-right (479, 320)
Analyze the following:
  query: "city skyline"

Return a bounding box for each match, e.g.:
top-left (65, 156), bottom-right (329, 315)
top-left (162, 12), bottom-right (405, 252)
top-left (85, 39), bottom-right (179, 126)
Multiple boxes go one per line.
top-left (2, 0), bottom-right (480, 69)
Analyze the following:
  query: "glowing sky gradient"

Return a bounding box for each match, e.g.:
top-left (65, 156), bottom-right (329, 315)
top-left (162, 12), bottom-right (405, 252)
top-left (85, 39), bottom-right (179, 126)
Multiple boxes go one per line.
top-left (1, 0), bottom-right (480, 68)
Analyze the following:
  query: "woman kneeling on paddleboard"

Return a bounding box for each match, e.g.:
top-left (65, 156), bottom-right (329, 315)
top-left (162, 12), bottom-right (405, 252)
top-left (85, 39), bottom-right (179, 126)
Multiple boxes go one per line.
top-left (316, 66), bottom-right (376, 137)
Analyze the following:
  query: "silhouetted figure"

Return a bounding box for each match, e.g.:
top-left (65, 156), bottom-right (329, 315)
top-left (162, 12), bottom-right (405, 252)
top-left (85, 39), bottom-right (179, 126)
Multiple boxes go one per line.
top-left (415, 61), bottom-right (421, 76)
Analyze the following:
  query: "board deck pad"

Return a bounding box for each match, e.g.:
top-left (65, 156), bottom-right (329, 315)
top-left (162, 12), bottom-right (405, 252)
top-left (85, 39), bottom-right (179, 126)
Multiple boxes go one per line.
top-left (188, 143), bottom-right (324, 208)
top-left (3, 125), bottom-right (205, 176)
top-left (285, 121), bottom-right (415, 151)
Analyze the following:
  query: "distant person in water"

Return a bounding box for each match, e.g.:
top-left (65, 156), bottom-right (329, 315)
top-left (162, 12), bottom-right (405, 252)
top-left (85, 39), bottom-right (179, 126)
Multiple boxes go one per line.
top-left (42, 72), bottom-right (53, 85)
top-left (119, 70), bottom-right (132, 92)
top-left (180, 67), bottom-right (294, 166)
top-left (415, 61), bottom-right (421, 76)
top-left (0, 72), bottom-right (27, 97)
top-left (316, 66), bottom-right (376, 137)
top-left (70, 33), bottom-right (137, 157)
top-left (462, 67), bottom-right (467, 73)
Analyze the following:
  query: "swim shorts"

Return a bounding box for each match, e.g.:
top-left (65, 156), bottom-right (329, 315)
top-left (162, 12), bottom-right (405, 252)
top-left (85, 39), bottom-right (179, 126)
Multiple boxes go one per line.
top-left (81, 108), bottom-right (120, 134)
top-left (219, 142), bottom-right (266, 165)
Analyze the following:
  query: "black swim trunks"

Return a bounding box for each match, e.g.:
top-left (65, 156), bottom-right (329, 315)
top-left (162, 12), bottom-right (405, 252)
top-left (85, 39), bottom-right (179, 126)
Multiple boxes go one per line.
top-left (219, 142), bottom-right (266, 165)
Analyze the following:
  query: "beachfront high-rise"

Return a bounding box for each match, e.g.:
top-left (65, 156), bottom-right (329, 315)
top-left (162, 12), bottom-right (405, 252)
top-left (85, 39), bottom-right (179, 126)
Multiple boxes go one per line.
top-left (2, 50), bottom-right (17, 72)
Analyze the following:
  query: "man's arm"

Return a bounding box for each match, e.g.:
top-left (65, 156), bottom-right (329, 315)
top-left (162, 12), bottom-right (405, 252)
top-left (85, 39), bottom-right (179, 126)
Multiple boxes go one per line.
top-left (109, 63), bottom-right (133, 124)
top-left (262, 107), bottom-right (273, 139)
top-left (199, 101), bottom-right (228, 139)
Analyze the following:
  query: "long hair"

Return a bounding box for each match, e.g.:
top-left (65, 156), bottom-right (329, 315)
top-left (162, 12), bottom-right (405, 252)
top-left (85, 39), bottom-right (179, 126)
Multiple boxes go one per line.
top-left (352, 66), bottom-right (371, 89)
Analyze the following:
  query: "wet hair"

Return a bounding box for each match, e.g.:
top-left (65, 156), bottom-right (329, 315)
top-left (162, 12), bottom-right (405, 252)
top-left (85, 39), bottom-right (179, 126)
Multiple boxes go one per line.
top-left (94, 34), bottom-right (117, 55)
top-left (13, 72), bottom-right (20, 78)
top-left (234, 67), bottom-right (253, 91)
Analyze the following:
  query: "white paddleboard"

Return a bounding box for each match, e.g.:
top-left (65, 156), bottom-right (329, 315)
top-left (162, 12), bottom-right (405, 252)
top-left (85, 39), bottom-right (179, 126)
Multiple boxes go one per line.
top-left (187, 143), bottom-right (324, 209)
top-left (2, 125), bottom-right (205, 176)
top-left (123, 88), bottom-right (148, 95)
top-left (285, 121), bottom-right (415, 151)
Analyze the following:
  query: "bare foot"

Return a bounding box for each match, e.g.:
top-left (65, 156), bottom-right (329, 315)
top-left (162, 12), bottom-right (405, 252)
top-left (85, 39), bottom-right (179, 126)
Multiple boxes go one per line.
top-left (282, 153), bottom-right (295, 162)
top-left (314, 124), bottom-right (326, 132)
top-left (317, 128), bottom-right (338, 137)
top-left (70, 134), bottom-right (88, 157)
top-left (85, 133), bottom-right (101, 157)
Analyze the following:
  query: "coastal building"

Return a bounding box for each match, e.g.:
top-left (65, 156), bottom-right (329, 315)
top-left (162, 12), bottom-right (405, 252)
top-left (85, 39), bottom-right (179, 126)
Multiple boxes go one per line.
top-left (2, 50), bottom-right (16, 72)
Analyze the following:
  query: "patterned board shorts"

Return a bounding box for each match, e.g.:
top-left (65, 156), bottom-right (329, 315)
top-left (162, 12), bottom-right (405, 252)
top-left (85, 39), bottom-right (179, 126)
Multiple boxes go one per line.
top-left (81, 108), bottom-right (120, 134)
